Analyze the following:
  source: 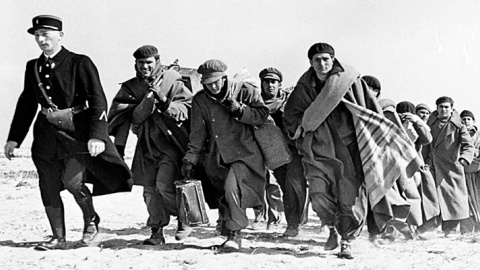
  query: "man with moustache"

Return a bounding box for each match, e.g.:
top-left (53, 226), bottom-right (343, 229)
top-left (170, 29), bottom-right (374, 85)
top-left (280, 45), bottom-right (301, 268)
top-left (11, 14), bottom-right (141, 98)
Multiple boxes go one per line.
top-left (4, 15), bottom-right (132, 250)
top-left (423, 96), bottom-right (474, 236)
top-left (108, 45), bottom-right (193, 245)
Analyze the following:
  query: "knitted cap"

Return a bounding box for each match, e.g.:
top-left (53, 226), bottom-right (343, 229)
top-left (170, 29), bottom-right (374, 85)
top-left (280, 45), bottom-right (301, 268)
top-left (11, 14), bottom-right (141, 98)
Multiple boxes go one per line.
top-left (460, 110), bottom-right (475, 120)
top-left (362, 75), bottom-right (381, 90)
top-left (415, 103), bottom-right (431, 113)
top-left (307, 43), bottom-right (335, 60)
top-left (396, 101), bottom-right (416, 114)
top-left (259, 67), bottom-right (283, 82)
top-left (197, 59), bottom-right (228, 84)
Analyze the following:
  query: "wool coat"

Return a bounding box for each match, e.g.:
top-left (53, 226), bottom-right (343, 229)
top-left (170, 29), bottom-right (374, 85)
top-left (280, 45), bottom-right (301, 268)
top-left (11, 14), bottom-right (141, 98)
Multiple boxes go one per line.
top-left (424, 110), bottom-right (474, 220)
top-left (184, 79), bottom-right (269, 208)
top-left (7, 47), bottom-right (132, 196)
top-left (108, 69), bottom-right (192, 186)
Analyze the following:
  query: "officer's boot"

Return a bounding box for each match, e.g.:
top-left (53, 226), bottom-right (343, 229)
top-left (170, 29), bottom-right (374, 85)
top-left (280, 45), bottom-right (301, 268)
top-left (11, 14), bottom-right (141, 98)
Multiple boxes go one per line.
top-left (35, 206), bottom-right (67, 251)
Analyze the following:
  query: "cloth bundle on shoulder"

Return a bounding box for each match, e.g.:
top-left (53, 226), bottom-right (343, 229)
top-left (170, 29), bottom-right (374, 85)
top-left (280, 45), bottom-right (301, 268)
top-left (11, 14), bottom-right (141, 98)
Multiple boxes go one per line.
top-left (232, 68), bottom-right (292, 170)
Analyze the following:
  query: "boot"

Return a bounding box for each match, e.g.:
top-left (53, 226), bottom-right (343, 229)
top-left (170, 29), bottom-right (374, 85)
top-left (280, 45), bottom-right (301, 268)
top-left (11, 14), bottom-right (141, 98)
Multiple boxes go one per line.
top-left (143, 227), bottom-right (165, 245)
top-left (76, 186), bottom-right (100, 244)
top-left (338, 241), bottom-right (354, 259)
top-left (325, 227), bottom-right (339, 251)
top-left (175, 220), bottom-right (192, 241)
top-left (222, 230), bottom-right (242, 251)
top-left (35, 206), bottom-right (67, 251)
top-left (282, 224), bottom-right (299, 237)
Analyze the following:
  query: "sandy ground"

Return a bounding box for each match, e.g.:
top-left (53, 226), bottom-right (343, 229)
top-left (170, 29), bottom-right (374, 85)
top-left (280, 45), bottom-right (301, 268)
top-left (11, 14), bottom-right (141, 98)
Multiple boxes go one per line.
top-left (2, 148), bottom-right (480, 270)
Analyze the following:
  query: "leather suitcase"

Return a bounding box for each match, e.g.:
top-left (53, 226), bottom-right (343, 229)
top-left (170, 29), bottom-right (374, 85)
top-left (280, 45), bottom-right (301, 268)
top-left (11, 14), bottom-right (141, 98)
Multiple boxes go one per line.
top-left (175, 179), bottom-right (209, 226)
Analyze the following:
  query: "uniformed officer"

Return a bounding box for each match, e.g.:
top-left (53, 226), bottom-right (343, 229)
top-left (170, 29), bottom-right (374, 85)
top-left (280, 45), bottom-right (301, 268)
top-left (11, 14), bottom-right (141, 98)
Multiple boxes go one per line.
top-left (4, 15), bottom-right (132, 250)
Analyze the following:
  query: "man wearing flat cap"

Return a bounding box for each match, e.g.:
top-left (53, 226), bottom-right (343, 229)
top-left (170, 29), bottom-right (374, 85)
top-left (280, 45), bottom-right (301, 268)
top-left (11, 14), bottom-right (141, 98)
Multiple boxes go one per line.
top-left (423, 96), bottom-right (474, 236)
top-left (256, 67), bottom-right (308, 237)
top-left (4, 15), bottom-right (132, 250)
top-left (182, 59), bottom-right (269, 251)
top-left (459, 110), bottom-right (480, 233)
top-left (108, 45), bottom-right (193, 245)
top-left (284, 42), bottom-right (421, 258)
top-left (415, 103), bottom-right (431, 122)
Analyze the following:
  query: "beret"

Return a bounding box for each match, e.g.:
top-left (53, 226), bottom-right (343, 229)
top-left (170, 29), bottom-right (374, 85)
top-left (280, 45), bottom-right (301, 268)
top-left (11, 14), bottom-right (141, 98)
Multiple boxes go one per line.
top-left (415, 103), bottom-right (431, 113)
top-left (396, 101), bottom-right (416, 114)
top-left (133, 45), bottom-right (159, 59)
top-left (435, 96), bottom-right (454, 106)
top-left (259, 67), bottom-right (283, 82)
top-left (362, 75), bottom-right (381, 90)
top-left (460, 110), bottom-right (475, 120)
top-left (308, 43), bottom-right (335, 60)
top-left (198, 59), bottom-right (228, 84)
top-left (28, 15), bottom-right (62, 35)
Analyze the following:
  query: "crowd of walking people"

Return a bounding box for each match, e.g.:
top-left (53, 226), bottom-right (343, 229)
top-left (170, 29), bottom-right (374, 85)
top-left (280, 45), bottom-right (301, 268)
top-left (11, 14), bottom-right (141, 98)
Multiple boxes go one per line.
top-left (4, 15), bottom-right (480, 260)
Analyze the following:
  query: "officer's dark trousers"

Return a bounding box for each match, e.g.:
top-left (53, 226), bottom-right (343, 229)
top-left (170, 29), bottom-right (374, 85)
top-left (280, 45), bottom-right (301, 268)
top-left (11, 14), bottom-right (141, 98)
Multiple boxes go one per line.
top-left (33, 154), bottom-right (95, 236)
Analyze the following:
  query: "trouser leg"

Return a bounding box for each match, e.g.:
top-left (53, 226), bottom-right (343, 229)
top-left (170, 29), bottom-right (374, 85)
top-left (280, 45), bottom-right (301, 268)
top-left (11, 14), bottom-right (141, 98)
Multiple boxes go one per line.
top-left (460, 217), bottom-right (475, 234)
top-left (309, 177), bottom-right (336, 227)
top-left (275, 150), bottom-right (307, 227)
top-left (265, 170), bottom-right (284, 224)
top-left (222, 167), bottom-right (249, 232)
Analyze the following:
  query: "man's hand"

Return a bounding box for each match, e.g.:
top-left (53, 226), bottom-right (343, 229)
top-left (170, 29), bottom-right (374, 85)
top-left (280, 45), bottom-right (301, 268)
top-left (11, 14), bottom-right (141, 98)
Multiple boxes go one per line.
top-left (223, 97), bottom-right (243, 118)
top-left (459, 158), bottom-right (469, 167)
top-left (401, 112), bottom-right (421, 123)
top-left (181, 158), bottom-right (194, 179)
top-left (4, 141), bottom-right (18, 160)
top-left (88, 139), bottom-right (105, 157)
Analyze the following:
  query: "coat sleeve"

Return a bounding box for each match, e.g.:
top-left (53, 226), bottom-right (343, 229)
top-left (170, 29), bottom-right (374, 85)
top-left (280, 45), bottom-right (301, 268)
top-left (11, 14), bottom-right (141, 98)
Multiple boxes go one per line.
top-left (413, 120), bottom-right (433, 146)
top-left (7, 61), bottom-right (38, 147)
top-left (77, 56), bottom-right (109, 141)
top-left (162, 81), bottom-right (192, 122)
top-left (459, 124), bottom-right (475, 164)
top-left (236, 84), bottom-right (268, 126)
top-left (184, 95), bottom-right (208, 165)
top-left (283, 84), bottom-right (310, 139)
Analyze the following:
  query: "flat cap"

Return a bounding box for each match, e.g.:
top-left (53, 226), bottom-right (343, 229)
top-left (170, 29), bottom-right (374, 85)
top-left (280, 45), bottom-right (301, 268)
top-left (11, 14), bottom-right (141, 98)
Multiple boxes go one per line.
top-left (259, 67), bottom-right (283, 82)
top-left (435, 96), bottom-right (454, 106)
top-left (379, 99), bottom-right (396, 111)
top-left (133, 45), bottom-right (159, 59)
top-left (415, 103), bottom-right (431, 113)
top-left (198, 59), bottom-right (227, 84)
top-left (460, 110), bottom-right (475, 120)
top-left (28, 15), bottom-right (62, 35)
top-left (308, 42), bottom-right (335, 60)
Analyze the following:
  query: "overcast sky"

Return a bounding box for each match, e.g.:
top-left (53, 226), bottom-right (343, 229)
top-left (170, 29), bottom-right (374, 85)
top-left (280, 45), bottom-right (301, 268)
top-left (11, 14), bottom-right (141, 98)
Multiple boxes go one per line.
top-left (2, 0), bottom-right (480, 146)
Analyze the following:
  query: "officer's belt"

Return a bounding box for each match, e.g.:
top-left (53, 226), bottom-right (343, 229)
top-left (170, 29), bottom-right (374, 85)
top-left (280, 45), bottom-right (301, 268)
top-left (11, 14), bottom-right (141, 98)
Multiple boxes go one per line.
top-left (40, 105), bottom-right (88, 115)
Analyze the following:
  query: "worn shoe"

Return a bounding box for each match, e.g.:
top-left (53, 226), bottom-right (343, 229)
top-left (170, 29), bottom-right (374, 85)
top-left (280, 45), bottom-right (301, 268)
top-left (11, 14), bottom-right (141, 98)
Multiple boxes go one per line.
top-left (143, 227), bottom-right (165, 245)
top-left (175, 222), bottom-right (192, 241)
top-left (325, 228), bottom-right (339, 251)
top-left (282, 224), bottom-right (299, 237)
top-left (338, 242), bottom-right (354, 259)
top-left (82, 214), bottom-right (100, 244)
top-left (221, 230), bottom-right (242, 251)
top-left (34, 237), bottom-right (67, 251)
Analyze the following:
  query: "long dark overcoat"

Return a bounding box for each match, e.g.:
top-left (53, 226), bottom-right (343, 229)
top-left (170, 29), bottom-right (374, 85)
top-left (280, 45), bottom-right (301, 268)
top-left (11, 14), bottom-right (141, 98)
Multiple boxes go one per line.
top-left (7, 47), bottom-right (132, 196)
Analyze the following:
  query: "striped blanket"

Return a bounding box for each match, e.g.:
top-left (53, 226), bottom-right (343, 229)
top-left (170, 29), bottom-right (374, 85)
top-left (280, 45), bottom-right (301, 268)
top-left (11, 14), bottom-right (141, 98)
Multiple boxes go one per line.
top-left (343, 99), bottom-right (422, 207)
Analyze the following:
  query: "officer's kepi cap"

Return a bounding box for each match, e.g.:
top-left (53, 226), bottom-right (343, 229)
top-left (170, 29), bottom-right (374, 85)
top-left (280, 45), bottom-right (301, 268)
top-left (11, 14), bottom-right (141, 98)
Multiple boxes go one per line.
top-left (28, 15), bottom-right (63, 35)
